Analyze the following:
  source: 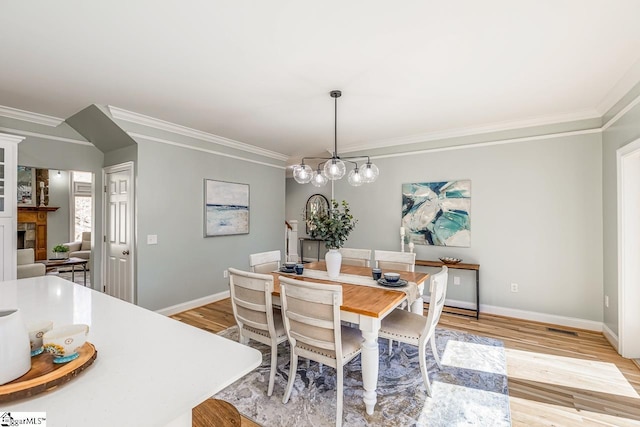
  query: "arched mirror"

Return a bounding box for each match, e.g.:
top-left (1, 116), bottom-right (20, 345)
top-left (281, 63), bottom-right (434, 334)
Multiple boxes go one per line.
top-left (305, 194), bottom-right (329, 235)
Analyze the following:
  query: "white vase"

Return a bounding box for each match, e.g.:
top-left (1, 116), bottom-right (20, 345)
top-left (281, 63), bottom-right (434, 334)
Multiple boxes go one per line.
top-left (0, 309), bottom-right (31, 385)
top-left (325, 249), bottom-right (342, 279)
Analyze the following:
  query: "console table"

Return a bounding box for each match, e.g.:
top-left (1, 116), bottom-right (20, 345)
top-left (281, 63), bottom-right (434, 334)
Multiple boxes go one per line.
top-left (415, 259), bottom-right (480, 319)
top-left (299, 238), bottom-right (325, 262)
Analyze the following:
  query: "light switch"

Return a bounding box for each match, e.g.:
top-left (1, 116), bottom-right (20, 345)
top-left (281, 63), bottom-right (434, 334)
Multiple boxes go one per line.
top-left (147, 234), bottom-right (158, 245)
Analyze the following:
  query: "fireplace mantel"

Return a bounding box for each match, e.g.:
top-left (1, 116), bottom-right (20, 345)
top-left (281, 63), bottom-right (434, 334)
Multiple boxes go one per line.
top-left (17, 206), bottom-right (60, 261)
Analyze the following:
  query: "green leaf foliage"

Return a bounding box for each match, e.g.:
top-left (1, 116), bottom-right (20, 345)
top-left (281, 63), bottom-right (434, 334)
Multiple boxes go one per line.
top-left (52, 244), bottom-right (70, 253)
top-left (308, 200), bottom-right (357, 249)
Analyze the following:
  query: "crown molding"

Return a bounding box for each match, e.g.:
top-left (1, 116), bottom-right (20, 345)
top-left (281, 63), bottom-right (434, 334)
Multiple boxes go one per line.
top-left (597, 57), bottom-right (640, 116)
top-left (0, 105), bottom-right (64, 127)
top-left (0, 126), bottom-right (92, 146)
top-left (107, 106), bottom-right (289, 162)
top-left (368, 128), bottom-right (601, 161)
top-left (339, 108), bottom-right (600, 154)
top-left (128, 132), bottom-right (286, 170)
top-left (602, 90), bottom-right (640, 131)
top-left (0, 132), bottom-right (26, 144)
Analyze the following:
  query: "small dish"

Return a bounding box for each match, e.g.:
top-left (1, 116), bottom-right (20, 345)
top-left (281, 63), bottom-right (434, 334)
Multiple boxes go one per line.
top-left (283, 262), bottom-right (296, 269)
top-left (279, 267), bottom-right (295, 273)
top-left (377, 278), bottom-right (408, 288)
top-left (383, 272), bottom-right (401, 282)
top-left (439, 257), bottom-right (462, 265)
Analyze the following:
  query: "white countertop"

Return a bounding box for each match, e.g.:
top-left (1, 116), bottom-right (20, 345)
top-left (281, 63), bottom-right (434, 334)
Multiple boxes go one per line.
top-left (0, 276), bottom-right (261, 427)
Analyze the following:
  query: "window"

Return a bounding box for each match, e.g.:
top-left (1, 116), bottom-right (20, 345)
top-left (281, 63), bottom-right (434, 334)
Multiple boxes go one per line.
top-left (71, 171), bottom-right (92, 241)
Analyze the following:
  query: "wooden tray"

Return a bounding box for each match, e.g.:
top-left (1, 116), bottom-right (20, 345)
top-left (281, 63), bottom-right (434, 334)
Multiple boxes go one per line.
top-left (0, 342), bottom-right (97, 403)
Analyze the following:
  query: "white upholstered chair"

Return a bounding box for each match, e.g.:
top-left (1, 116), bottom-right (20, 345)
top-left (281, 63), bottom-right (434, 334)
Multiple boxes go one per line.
top-left (17, 248), bottom-right (46, 279)
top-left (249, 250), bottom-right (281, 274)
top-left (374, 250), bottom-right (416, 272)
top-left (228, 267), bottom-right (288, 396)
top-left (279, 276), bottom-right (363, 427)
top-left (378, 266), bottom-right (449, 396)
top-left (338, 248), bottom-right (371, 267)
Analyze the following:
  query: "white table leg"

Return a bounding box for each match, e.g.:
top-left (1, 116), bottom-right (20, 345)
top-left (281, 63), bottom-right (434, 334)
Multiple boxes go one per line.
top-left (359, 316), bottom-right (381, 415)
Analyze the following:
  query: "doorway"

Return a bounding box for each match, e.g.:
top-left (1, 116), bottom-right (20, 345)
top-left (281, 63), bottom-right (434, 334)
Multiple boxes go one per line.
top-left (102, 162), bottom-right (135, 303)
top-left (617, 137), bottom-right (640, 359)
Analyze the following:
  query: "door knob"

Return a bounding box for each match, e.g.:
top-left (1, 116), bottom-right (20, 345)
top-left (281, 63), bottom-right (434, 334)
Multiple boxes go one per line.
top-left (122, 250), bottom-right (130, 255)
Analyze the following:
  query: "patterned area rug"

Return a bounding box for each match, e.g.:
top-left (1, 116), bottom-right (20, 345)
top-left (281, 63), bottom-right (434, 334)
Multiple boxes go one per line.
top-left (215, 326), bottom-right (511, 426)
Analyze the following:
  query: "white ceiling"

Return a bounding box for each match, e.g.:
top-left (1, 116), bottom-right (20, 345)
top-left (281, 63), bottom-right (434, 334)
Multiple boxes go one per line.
top-left (2, 1), bottom-right (640, 161)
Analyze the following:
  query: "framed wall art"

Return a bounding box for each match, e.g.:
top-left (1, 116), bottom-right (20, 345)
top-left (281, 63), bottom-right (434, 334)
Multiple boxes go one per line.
top-left (204, 179), bottom-right (249, 237)
top-left (17, 165), bottom-right (36, 206)
top-left (402, 180), bottom-right (471, 247)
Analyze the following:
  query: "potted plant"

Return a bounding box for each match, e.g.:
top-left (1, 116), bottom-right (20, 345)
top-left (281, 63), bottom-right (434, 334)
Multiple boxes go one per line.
top-left (52, 244), bottom-right (70, 260)
top-left (308, 200), bottom-right (357, 278)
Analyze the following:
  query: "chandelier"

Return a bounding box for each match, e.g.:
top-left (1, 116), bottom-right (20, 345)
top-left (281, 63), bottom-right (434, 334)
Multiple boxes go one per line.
top-left (292, 90), bottom-right (379, 187)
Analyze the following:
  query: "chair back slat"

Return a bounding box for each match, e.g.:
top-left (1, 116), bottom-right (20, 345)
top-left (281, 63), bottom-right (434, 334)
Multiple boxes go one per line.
top-left (339, 248), bottom-right (371, 267)
top-left (422, 266), bottom-right (449, 340)
top-left (280, 276), bottom-right (343, 357)
top-left (374, 250), bottom-right (416, 272)
top-left (249, 250), bottom-right (281, 273)
top-left (229, 267), bottom-right (275, 334)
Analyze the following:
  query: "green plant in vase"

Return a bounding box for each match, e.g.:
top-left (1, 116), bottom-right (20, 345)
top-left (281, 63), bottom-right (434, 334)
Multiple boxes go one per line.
top-left (52, 244), bottom-right (70, 260)
top-left (308, 200), bottom-right (357, 278)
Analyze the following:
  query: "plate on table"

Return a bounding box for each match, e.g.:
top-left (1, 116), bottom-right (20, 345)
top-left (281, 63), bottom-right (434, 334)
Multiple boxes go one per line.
top-left (377, 278), bottom-right (408, 288)
top-left (279, 267), bottom-right (295, 273)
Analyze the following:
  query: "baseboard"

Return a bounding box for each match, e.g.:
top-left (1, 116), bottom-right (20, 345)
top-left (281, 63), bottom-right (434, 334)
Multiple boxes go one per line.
top-left (156, 290), bottom-right (230, 316)
top-left (423, 296), bottom-right (603, 331)
top-left (602, 323), bottom-right (619, 351)
top-left (481, 304), bottom-right (603, 332)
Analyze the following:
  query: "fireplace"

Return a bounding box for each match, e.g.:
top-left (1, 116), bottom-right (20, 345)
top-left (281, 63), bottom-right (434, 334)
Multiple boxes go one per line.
top-left (17, 223), bottom-right (36, 250)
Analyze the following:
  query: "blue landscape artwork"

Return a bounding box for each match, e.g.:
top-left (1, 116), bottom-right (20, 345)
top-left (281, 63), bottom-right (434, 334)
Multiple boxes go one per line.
top-left (205, 179), bottom-right (249, 236)
top-left (402, 180), bottom-right (471, 247)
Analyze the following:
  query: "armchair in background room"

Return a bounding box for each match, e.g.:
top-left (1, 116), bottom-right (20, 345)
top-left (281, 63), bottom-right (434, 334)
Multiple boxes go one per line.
top-left (63, 231), bottom-right (91, 261)
top-left (17, 249), bottom-right (46, 279)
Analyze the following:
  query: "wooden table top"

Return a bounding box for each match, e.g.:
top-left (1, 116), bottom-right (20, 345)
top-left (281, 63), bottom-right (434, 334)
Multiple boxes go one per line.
top-left (415, 259), bottom-right (479, 270)
top-left (271, 262), bottom-right (429, 318)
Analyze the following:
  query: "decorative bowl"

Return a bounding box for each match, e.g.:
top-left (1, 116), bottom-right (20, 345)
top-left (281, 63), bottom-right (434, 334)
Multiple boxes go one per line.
top-left (439, 257), bottom-right (462, 265)
top-left (284, 262), bottom-right (297, 269)
top-left (383, 272), bottom-right (401, 283)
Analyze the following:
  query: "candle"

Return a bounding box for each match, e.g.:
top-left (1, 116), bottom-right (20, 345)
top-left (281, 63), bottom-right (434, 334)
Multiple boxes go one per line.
top-left (40, 182), bottom-right (44, 188)
top-left (400, 226), bottom-right (405, 236)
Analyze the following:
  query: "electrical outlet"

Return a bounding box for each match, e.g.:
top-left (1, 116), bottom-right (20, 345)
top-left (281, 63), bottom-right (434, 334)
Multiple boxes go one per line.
top-left (453, 276), bottom-right (461, 285)
top-left (510, 283), bottom-right (519, 293)
top-left (605, 295), bottom-right (609, 308)
top-left (223, 270), bottom-right (229, 278)
top-left (147, 234), bottom-right (158, 245)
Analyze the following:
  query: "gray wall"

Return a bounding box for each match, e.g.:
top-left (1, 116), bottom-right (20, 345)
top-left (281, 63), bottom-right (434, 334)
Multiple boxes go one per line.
top-left (133, 137), bottom-right (286, 311)
top-left (3, 116), bottom-right (105, 290)
top-left (46, 169), bottom-right (71, 254)
top-left (602, 82), bottom-right (640, 335)
top-left (287, 131), bottom-right (604, 322)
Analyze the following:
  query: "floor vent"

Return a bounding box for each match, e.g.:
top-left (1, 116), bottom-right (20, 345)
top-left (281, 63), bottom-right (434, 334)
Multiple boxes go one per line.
top-left (546, 327), bottom-right (578, 336)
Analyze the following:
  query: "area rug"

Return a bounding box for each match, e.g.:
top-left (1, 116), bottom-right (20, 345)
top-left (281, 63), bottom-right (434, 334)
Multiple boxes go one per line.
top-left (214, 326), bottom-right (511, 426)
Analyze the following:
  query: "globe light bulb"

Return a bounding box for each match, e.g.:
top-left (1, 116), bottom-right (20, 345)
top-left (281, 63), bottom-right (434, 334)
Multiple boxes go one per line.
top-left (293, 164), bottom-right (313, 184)
top-left (311, 170), bottom-right (328, 187)
top-left (348, 168), bottom-right (363, 187)
top-left (362, 162), bottom-right (379, 183)
top-left (323, 158), bottom-right (346, 180)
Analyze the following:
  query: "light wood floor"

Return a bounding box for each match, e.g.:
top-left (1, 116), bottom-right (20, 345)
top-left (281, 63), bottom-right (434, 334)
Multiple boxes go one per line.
top-left (173, 301), bottom-right (640, 427)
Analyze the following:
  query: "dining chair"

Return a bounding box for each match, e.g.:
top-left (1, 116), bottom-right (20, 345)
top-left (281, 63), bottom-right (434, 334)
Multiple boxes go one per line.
top-left (339, 248), bottom-right (372, 267)
top-left (249, 250), bottom-right (281, 274)
top-left (378, 266), bottom-right (449, 396)
top-left (228, 267), bottom-right (288, 397)
top-left (374, 250), bottom-right (416, 272)
top-left (279, 276), bottom-right (363, 427)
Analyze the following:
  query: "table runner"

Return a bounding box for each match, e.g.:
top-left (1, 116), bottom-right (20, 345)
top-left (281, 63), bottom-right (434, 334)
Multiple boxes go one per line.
top-left (277, 268), bottom-right (419, 305)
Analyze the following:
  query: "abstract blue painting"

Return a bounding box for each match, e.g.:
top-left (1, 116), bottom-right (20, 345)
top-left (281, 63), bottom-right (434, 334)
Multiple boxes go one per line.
top-left (205, 179), bottom-right (249, 237)
top-left (402, 180), bottom-right (470, 247)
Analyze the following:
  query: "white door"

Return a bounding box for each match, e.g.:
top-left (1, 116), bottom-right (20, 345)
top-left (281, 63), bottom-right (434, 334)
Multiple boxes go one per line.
top-left (103, 163), bottom-right (134, 303)
top-left (617, 137), bottom-right (640, 359)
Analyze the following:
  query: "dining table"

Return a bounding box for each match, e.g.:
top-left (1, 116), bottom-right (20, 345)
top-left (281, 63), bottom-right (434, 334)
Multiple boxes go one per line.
top-left (271, 261), bottom-right (429, 415)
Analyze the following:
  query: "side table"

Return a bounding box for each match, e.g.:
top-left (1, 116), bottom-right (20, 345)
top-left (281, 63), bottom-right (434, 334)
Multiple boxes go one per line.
top-left (415, 259), bottom-right (480, 319)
